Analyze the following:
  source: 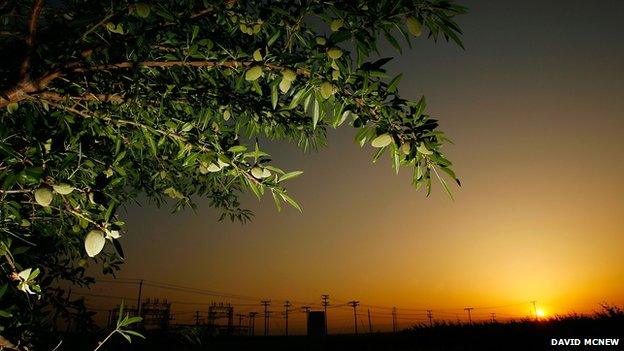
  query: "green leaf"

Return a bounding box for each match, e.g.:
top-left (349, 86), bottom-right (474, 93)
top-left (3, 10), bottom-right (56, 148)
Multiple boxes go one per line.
top-left (271, 83), bottom-right (278, 109)
top-left (312, 99), bottom-right (320, 129)
top-left (279, 192), bottom-right (302, 212)
top-left (335, 110), bottom-right (351, 127)
top-left (372, 146), bottom-right (386, 163)
top-left (416, 143), bottom-right (433, 155)
top-left (287, 88), bottom-right (307, 109)
top-left (122, 330), bottom-right (145, 339)
top-left (434, 168), bottom-right (454, 200)
top-left (0, 310), bottom-right (12, 318)
top-left (119, 332), bottom-right (132, 343)
top-left (387, 74), bottom-right (403, 93)
top-left (271, 191), bottom-right (282, 212)
top-left (228, 145), bottom-right (247, 153)
top-left (279, 171), bottom-right (303, 182)
top-left (120, 316), bottom-right (142, 327)
top-left (0, 284), bottom-right (8, 299)
top-left (246, 179), bottom-right (262, 199)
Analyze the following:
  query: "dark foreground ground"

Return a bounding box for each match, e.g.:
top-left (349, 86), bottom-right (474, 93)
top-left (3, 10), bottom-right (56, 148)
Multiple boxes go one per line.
top-left (66, 311), bottom-right (624, 351)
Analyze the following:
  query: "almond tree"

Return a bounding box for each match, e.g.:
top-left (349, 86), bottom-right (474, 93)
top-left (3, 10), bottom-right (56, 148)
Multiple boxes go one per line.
top-left (0, 0), bottom-right (465, 346)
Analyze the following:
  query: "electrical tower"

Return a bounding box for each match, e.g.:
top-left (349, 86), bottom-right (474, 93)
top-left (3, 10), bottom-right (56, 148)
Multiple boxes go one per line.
top-left (464, 307), bottom-right (474, 325)
top-left (283, 301), bottom-right (292, 336)
top-left (367, 309), bottom-right (372, 333)
top-left (490, 312), bottom-right (496, 323)
top-left (236, 313), bottom-right (246, 335)
top-left (426, 309), bottom-right (433, 327)
top-left (261, 300), bottom-right (271, 337)
top-left (248, 312), bottom-right (258, 336)
top-left (321, 294), bottom-right (330, 334)
top-left (348, 301), bottom-right (360, 335)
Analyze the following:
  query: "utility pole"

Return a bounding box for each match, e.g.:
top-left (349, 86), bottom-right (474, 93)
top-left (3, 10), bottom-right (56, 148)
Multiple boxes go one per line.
top-left (301, 306), bottom-right (311, 313)
top-left (248, 312), bottom-right (258, 336)
top-left (283, 301), bottom-right (292, 336)
top-left (490, 312), bottom-right (496, 323)
top-left (321, 294), bottom-right (330, 334)
top-left (367, 309), bottom-right (373, 333)
top-left (426, 310), bottom-right (433, 327)
top-left (348, 301), bottom-right (359, 335)
top-left (261, 300), bottom-right (271, 337)
top-left (194, 311), bottom-right (201, 325)
top-left (136, 279), bottom-right (144, 316)
top-left (531, 300), bottom-right (538, 321)
top-left (464, 307), bottom-right (474, 325)
top-left (237, 314), bottom-right (245, 335)
top-left (391, 307), bottom-right (397, 333)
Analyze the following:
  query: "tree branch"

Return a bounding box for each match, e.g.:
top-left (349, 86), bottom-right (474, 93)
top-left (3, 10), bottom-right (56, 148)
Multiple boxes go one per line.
top-left (19, 0), bottom-right (44, 80)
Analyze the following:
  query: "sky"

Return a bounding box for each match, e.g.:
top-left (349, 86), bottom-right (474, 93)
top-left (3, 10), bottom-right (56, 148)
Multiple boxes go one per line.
top-left (81, 0), bottom-right (624, 333)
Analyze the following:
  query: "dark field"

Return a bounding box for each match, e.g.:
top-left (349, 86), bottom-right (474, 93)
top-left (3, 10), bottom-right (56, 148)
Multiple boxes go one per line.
top-left (65, 308), bottom-right (624, 351)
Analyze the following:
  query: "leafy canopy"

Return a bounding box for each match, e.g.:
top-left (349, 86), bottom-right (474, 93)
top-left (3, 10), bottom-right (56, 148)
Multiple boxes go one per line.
top-left (0, 0), bottom-right (465, 346)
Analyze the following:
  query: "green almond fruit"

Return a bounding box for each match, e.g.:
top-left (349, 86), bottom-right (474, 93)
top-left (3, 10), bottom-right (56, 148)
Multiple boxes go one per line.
top-left (34, 188), bottom-right (53, 207)
top-left (332, 70), bottom-right (341, 81)
top-left (251, 166), bottom-right (264, 179)
top-left (406, 16), bottom-right (422, 37)
top-left (320, 82), bottom-right (335, 100)
top-left (245, 66), bottom-right (263, 81)
top-left (261, 169), bottom-right (272, 178)
top-left (327, 47), bottom-right (343, 60)
top-left (279, 79), bottom-right (292, 93)
top-left (134, 3), bottom-right (150, 18)
top-left (253, 48), bottom-right (263, 61)
top-left (84, 230), bottom-right (106, 257)
top-left (207, 163), bottom-right (222, 172)
top-left (199, 162), bottom-right (209, 174)
top-left (330, 19), bottom-right (344, 32)
top-left (217, 159), bottom-right (229, 168)
top-left (371, 134), bottom-right (393, 148)
top-left (52, 183), bottom-right (75, 195)
top-left (282, 69), bottom-right (296, 82)
top-left (315, 36), bottom-right (327, 45)
top-left (401, 142), bottom-right (411, 155)
top-left (7, 102), bottom-right (18, 114)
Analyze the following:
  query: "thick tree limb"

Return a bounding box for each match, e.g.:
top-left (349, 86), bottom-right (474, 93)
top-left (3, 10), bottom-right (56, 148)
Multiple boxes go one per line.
top-left (19, 0), bottom-right (44, 80)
